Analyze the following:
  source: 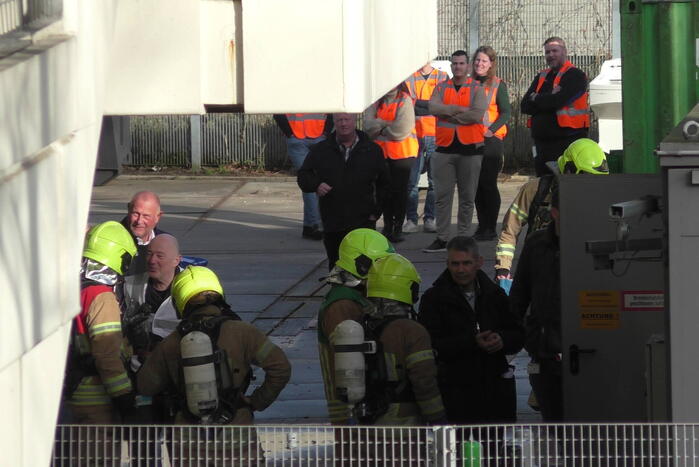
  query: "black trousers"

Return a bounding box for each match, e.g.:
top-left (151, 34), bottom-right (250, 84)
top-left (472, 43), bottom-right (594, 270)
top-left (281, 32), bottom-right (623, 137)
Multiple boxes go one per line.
top-left (533, 133), bottom-right (587, 176)
top-left (475, 137), bottom-right (504, 233)
top-left (383, 157), bottom-right (415, 231)
top-left (323, 220), bottom-right (377, 270)
top-left (529, 358), bottom-right (563, 422)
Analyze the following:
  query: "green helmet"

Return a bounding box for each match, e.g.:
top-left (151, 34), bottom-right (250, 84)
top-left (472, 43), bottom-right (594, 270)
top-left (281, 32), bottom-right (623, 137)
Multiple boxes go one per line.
top-left (171, 266), bottom-right (224, 317)
top-left (335, 228), bottom-right (395, 278)
top-left (557, 138), bottom-right (609, 175)
top-left (367, 253), bottom-right (421, 305)
top-left (83, 221), bottom-right (137, 275)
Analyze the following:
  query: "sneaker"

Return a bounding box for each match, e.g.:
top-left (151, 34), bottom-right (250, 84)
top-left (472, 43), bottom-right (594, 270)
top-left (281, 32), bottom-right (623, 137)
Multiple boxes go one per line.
top-left (423, 218), bottom-right (436, 233)
top-left (403, 220), bottom-right (418, 233)
top-left (423, 238), bottom-right (447, 253)
top-left (302, 225), bottom-right (323, 240)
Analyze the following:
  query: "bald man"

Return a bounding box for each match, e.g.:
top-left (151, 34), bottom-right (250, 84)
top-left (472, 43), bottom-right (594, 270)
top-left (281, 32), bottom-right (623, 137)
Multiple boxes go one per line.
top-left (123, 234), bottom-right (182, 362)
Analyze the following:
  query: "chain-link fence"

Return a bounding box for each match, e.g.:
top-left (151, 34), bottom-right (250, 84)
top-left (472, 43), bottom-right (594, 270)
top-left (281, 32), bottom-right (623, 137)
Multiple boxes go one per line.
top-left (129, 0), bottom-right (613, 172)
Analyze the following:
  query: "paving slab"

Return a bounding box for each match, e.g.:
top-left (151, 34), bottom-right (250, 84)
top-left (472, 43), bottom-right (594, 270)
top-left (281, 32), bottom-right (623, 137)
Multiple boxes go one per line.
top-left (251, 319), bottom-right (280, 334)
top-left (228, 294), bottom-right (278, 312)
top-left (290, 301), bottom-right (322, 318)
top-left (270, 318), bottom-right (311, 337)
top-left (258, 301), bottom-right (303, 319)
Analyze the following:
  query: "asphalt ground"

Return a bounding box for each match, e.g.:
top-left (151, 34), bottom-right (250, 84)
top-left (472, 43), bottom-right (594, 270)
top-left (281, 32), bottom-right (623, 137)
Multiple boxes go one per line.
top-left (88, 175), bottom-right (540, 424)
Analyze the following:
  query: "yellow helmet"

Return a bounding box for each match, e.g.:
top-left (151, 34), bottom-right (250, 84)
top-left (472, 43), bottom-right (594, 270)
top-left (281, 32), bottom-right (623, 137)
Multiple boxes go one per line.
top-left (335, 228), bottom-right (395, 278)
top-left (171, 266), bottom-right (224, 317)
top-left (82, 221), bottom-right (137, 275)
top-left (557, 138), bottom-right (609, 175)
top-left (367, 254), bottom-right (421, 305)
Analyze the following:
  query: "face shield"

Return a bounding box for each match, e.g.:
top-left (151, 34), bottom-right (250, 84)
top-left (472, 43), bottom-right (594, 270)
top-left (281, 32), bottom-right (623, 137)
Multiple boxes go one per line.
top-left (81, 258), bottom-right (119, 286)
top-left (325, 265), bottom-right (363, 288)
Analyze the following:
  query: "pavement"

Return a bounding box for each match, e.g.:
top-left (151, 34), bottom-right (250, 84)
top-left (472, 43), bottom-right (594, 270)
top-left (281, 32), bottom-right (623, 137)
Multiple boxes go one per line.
top-left (88, 174), bottom-right (540, 424)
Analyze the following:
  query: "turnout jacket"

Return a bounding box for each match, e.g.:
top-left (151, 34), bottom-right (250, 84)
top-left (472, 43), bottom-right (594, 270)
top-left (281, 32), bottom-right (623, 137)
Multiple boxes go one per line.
top-left (495, 176), bottom-right (553, 271)
top-left (510, 224), bottom-right (561, 360)
top-left (137, 305), bottom-right (291, 423)
top-left (68, 286), bottom-right (133, 408)
top-left (418, 269), bottom-right (524, 423)
top-left (297, 130), bottom-right (390, 233)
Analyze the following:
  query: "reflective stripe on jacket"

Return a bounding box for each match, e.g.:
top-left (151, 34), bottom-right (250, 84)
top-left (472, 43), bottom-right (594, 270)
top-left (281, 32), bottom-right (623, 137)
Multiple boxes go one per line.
top-left (527, 61), bottom-right (589, 129)
top-left (69, 287), bottom-right (133, 407)
top-left (482, 77), bottom-right (508, 140)
top-left (405, 69), bottom-right (450, 138)
top-left (287, 113), bottom-right (326, 139)
top-left (434, 78), bottom-right (485, 147)
top-left (374, 93), bottom-right (419, 160)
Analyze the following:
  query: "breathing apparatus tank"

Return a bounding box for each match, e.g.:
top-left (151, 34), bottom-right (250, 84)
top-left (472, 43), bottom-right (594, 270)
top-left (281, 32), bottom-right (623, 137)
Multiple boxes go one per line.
top-left (333, 320), bottom-right (370, 405)
top-left (180, 330), bottom-right (219, 419)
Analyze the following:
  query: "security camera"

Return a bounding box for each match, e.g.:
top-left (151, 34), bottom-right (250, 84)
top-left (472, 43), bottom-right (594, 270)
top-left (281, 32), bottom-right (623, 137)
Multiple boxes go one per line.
top-left (609, 196), bottom-right (660, 220)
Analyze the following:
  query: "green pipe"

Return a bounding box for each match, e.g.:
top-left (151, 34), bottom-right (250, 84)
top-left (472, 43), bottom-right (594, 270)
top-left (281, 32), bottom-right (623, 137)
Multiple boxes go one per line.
top-left (620, 0), bottom-right (697, 174)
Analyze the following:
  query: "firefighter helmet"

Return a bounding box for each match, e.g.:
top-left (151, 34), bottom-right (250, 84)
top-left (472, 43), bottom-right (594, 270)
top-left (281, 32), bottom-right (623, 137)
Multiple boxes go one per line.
top-left (557, 138), bottom-right (609, 175)
top-left (172, 266), bottom-right (224, 317)
top-left (366, 254), bottom-right (421, 305)
top-left (82, 221), bottom-right (137, 275)
top-left (335, 228), bottom-right (395, 278)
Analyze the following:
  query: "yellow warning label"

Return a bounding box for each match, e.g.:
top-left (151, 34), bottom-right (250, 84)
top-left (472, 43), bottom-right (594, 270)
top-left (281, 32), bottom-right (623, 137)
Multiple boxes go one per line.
top-left (580, 311), bottom-right (620, 329)
top-left (578, 291), bottom-right (620, 309)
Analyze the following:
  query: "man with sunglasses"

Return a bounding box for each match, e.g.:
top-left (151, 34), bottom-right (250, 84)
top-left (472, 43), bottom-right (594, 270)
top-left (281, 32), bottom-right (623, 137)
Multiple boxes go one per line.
top-left (494, 138), bottom-right (608, 293)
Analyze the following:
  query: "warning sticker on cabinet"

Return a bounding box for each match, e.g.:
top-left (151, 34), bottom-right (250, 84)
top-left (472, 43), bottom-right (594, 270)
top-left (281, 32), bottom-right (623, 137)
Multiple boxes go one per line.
top-left (580, 311), bottom-right (620, 329)
top-left (579, 291), bottom-right (620, 329)
top-left (621, 291), bottom-right (664, 311)
top-left (578, 291), bottom-right (620, 308)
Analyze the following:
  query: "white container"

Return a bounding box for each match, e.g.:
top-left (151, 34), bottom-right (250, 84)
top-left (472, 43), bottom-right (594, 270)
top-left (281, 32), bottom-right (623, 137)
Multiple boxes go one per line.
top-left (590, 58), bottom-right (623, 153)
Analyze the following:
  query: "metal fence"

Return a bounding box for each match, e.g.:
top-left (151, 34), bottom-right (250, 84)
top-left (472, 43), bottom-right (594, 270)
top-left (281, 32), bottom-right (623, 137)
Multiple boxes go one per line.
top-left (52, 423), bottom-right (699, 466)
top-left (0, 0), bottom-right (61, 35)
top-left (128, 0), bottom-right (613, 171)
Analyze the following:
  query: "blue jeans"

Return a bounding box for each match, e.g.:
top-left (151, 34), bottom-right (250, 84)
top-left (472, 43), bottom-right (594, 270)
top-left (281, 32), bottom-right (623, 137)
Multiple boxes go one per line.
top-left (406, 136), bottom-right (436, 223)
top-left (287, 136), bottom-right (324, 227)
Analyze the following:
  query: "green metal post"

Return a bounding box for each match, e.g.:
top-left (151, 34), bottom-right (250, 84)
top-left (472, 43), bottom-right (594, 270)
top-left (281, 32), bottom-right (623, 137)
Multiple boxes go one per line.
top-left (620, 0), bottom-right (697, 174)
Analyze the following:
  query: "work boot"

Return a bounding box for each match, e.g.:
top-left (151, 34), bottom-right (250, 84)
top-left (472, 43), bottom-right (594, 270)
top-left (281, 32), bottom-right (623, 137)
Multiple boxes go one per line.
top-left (391, 225), bottom-right (405, 243)
top-left (302, 225), bottom-right (323, 240)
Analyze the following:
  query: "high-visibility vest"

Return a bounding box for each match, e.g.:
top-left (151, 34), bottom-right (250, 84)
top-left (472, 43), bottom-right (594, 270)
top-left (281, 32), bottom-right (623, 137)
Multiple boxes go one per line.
top-left (287, 113), bottom-right (326, 139)
top-left (527, 61), bottom-right (589, 129)
top-left (374, 93), bottom-right (419, 160)
top-left (481, 77), bottom-right (508, 140)
top-left (404, 69), bottom-right (450, 138)
top-left (434, 78), bottom-right (485, 147)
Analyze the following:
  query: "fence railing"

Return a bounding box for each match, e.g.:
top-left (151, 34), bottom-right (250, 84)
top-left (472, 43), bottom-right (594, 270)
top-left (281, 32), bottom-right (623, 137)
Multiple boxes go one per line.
top-left (52, 423), bottom-right (699, 466)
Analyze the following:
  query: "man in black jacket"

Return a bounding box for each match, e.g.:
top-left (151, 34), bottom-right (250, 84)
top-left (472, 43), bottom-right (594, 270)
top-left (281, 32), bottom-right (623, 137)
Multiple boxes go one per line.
top-left (510, 183), bottom-right (562, 421)
top-left (297, 113), bottom-right (390, 269)
top-left (418, 236), bottom-right (524, 423)
top-left (521, 37), bottom-right (589, 176)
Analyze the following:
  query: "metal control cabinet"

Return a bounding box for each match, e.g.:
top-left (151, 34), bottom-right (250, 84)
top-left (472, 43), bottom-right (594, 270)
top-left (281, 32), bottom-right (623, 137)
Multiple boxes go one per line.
top-left (657, 102), bottom-right (699, 422)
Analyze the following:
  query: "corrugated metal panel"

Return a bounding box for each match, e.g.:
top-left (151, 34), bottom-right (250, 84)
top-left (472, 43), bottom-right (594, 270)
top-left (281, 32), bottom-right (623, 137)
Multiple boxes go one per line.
top-left (129, 115), bottom-right (190, 167)
top-left (0, 0), bottom-right (23, 35)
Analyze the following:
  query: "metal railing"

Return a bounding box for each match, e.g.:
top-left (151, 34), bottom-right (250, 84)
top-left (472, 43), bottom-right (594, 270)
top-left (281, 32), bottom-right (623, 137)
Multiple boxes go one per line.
top-left (52, 423), bottom-right (699, 466)
top-left (0, 0), bottom-right (61, 35)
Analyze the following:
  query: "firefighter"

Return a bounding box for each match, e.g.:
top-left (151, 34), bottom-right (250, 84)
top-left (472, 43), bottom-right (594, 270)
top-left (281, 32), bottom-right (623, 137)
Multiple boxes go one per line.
top-left (318, 228), bottom-right (395, 425)
top-left (494, 138), bottom-right (608, 292)
top-left (136, 266), bottom-right (291, 425)
top-left (349, 253), bottom-right (446, 425)
top-left (64, 221), bottom-right (137, 424)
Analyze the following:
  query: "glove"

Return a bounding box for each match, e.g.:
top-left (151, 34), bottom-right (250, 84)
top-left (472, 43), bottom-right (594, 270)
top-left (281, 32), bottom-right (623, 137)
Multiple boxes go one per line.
top-left (495, 269), bottom-right (513, 295)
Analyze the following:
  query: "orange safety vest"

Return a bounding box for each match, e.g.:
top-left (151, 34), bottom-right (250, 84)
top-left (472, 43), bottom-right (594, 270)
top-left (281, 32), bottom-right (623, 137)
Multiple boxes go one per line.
top-left (527, 61), bottom-right (589, 129)
top-left (286, 113), bottom-right (326, 139)
top-left (434, 78), bottom-right (485, 147)
top-left (404, 69), bottom-right (450, 138)
top-left (374, 93), bottom-right (419, 160)
top-left (482, 77), bottom-right (507, 140)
